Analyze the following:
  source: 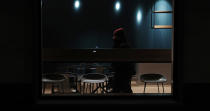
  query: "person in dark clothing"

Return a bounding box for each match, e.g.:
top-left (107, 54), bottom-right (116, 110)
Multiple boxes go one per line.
top-left (111, 28), bottom-right (136, 93)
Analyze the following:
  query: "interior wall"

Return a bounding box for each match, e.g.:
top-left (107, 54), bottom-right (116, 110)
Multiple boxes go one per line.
top-left (43, 0), bottom-right (172, 49)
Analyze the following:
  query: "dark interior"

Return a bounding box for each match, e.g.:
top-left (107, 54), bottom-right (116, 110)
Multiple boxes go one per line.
top-left (2, 0), bottom-right (210, 109)
top-left (42, 0), bottom-right (172, 49)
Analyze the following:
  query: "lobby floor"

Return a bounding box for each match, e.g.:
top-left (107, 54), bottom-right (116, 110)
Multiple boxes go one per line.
top-left (131, 81), bottom-right (171, 93)
top-left (42, 79), bottom-right (171, 94)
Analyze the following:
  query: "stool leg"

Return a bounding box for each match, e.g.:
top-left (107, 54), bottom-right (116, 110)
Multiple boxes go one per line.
top-left (89, 83), bottom-right (92, 94)
top-left (79, 81), bottom-right (82, 94)
top-left (162, 83), bottom-right (164, 93)
top-left (99, 83), bottom-right (102, 93)
top-left (61, 82), bottom-right (64, 93)
top-left (99, 83), bottom-right (101, 93)
top-left (83, 82), bottom-right (85, 94)
top-left (102, 82), bottom-right (104, 94)
top-left (91, 84), bottom-right (99, 94)
top-left (75, 77), bottom-right (78, 92)
top-left (68, 77), bottom-right (72, 89)
top-left (144, 82), bottom-right (147, 93)
top-left (157, 82), bottom-right (160, 93)
top-left (92, 83), bottom-right (94, 93)
top-left (90, 83), bottom-right (92, 93)
top-left (105, 81), bottom-right (108, 91)
top-left (58, 83), bottom-right (61, 93)
top-left (96, 83), bottom-right (98, 93)
top-left (85, 83), bottom-right (88, 94)
top-left (102, 82), bottom-right (108, 93)
top-left (51, 83), bottom-right (54, 94)
top-left (100, 83), bottom-right (102, 93)
top-left (42, 83), bottom-right (45, 94)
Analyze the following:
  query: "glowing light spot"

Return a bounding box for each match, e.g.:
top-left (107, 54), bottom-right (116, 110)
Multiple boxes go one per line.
top-left (93, 50), bottom-right (96, 53)
top-left (136, 10), bottom-right (142, 24)
top-left (115, 1), bottom-right (121, 11)
top-left (74, 0), bottom-right (80, 10)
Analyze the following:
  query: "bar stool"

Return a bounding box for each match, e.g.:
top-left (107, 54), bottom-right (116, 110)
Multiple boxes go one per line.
top-left (80, 73), bottom-right (108, 94)
top-left (140, 73), bottom-right (167, 93)
top-left (42, 74), bottom-right (66, 94)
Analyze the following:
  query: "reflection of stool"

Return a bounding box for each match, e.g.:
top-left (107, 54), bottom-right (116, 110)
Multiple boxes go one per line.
top-left (140, 74), bottom-right (167, 93)
top-left (68, 73), bottom-right (81, 93)
top-left (80, 73), bottom-right (108, 94)
top-left (65, 73), bottom-right (77, 90)
top-left (105, 73), bottom-right (114, 92)
top-left (42, 74), bottom-right (66, 94)
top-left (60, 72), bottom-right (78, 93)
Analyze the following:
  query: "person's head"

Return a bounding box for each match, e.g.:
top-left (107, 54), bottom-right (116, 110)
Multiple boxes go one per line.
top-left (113, 28), bottom-right (126, 47)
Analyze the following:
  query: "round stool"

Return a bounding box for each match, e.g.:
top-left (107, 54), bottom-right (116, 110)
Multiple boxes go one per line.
top-left (42, 74), bottom-right (66, 94)
top-left (80, 73), bottom-right (108, 94)
top-left (140, 74), bottom-right (167, 93)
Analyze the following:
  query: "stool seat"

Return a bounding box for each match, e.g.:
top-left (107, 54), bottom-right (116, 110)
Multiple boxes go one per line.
top-left (42, 74), bottom-right (66, 81)
top-left (140, 74), bottom-right (167, 83)
top-left (81, 73), bottom-right (107, 83)
top-left (62, 73), bottom-right (77, 78)
top-left (42, 78), bottom-right (65, 83)
top-left (42, 74), bottom-right (66, 94)
top-left (140, 73), bottom-right (167, 93)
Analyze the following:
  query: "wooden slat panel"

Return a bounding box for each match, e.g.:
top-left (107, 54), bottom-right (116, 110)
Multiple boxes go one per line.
top-left (42, 48), bottom-right (172, 63)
